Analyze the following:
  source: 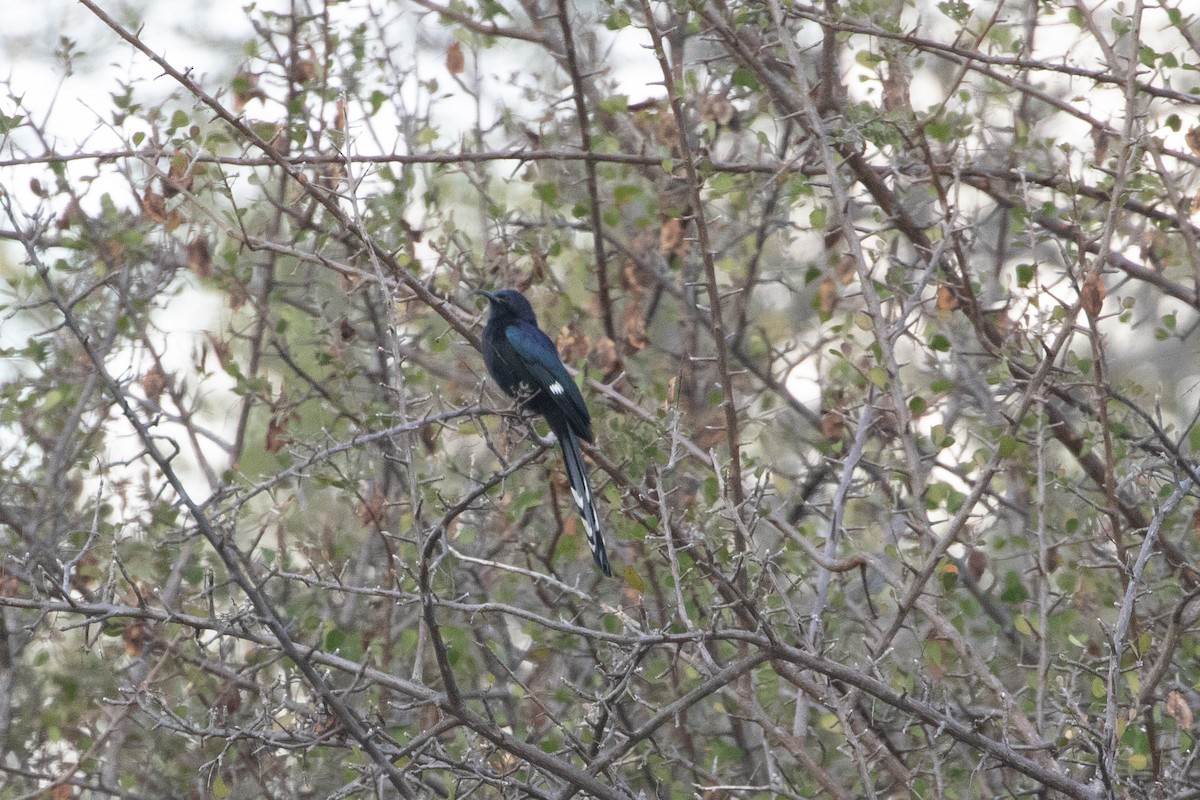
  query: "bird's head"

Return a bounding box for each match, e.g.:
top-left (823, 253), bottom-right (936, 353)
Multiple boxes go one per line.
top-left (473, 288), bottom-right (538, 324)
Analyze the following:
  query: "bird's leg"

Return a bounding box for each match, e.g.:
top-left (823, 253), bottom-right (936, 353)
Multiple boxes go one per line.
top-left (508, 385), bottom-right (555, 447)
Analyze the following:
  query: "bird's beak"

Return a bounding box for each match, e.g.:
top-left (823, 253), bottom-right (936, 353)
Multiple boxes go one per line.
top-left (472, 289), bottom-right (498, 304)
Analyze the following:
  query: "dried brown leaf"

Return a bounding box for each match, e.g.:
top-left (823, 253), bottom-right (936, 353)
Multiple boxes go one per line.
top-left (419, 423), bottom-right (440, 454)
top-left (141, 365), bottom-right (167, 403)
top-left (446, 42), bottom-right (466, 75)
top-left (659, 217), bottom-right (687, 260)
top-left (313, 714), bottom-right (342, 738)
top-left (620, 250), bottom-right (652, 353)
top-left (589, 336), bottom-right (622, 383)
top-left (123, 621), bottom-right (147, 658)
top-left (163, 152), bottom-right (193, 197)
top-left (265, 413), bottom-right (291, 454)
top-left (1168, 691), bottom-right (1194, 729)
top-left (141, 188), bottom-right (168, 223)
top-left (700, 95), bottom-right (737, 128)
top-left (966, 548), bottom-right (987, 582)
top-left (881, 67), bottom-right (910, 113)
top-left (1081, 273), bottom-right (1107, 317)
top-left (321, 160), bottom-right (347, 188)
top-left (835, 253), bottom-right (856, 283)
top-left (187, 236), bottom-right (212, 278)
top-left (1091, 126), bottom-right (1110, 163)
top-left (288, 55), bottom-right (316, 84)
top-left (556, 321), bottom-right (591, 364)
top-left (355, 485), bottom-right (386, 526)
top-left (692, 413), bottom-right (728, 449)
top-left (987, 309), bottom-right (1014, 339)
top-left (817, 276), bottom-right (837, 315)
top-left (233, 71), bottom-right (266, 110)
top-left (57, 198), bottom-right (84, 230)
top-left (622, 306), bottom-right (648, 353)
top-left (101, 238), bottom-right (125, 266)
top-left (215, 680), bottom-right (243, 722)
top-left (0, 570), bottom-right (19, 598)
top-left (205, 333), bottom-right (232, 371)
top-left (1186, 126), bottom-right (1200, 159)
top-left (820, 410), bottom-right (845, 442)
top-left (936, 284), bottom-right (958, 312)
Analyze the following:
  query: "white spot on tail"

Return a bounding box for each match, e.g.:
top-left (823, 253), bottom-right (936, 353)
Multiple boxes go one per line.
top-left (549, 381), bottom-right (565, 395)
top-left (570, 487), bottom-right (596, 544)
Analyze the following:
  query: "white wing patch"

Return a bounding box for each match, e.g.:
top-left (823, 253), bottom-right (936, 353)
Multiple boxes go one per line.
top-left (548, 381), bottom-right (565, 396)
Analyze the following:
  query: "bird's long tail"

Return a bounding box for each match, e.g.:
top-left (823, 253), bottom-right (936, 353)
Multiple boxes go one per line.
top-left (551, 421), bottom-right (611, 576)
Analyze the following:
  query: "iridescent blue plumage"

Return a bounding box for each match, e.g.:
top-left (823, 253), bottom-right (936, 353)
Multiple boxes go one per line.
top-left (475, 289), bottom-right (611, 576)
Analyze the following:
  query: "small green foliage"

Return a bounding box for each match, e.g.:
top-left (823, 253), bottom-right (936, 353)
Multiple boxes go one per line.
top-left (605, 9), bottom-right (631, 29)
top-left (1001, 571), bottom-right (1030, 604)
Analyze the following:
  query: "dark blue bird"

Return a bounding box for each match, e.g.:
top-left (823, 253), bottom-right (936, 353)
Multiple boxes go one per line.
top-left (475, 289), bottom-right (611, 576)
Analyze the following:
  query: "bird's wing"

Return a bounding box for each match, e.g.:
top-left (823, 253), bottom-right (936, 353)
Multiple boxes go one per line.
top-left (504, 321), bottom-right (592, 441)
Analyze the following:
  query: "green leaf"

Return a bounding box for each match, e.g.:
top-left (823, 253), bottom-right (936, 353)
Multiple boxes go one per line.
top-left (938, 0), bottom-right (971, 22)
top-left (0, 113), bottom-right (25, 134)
top-left (855, 50), bottom-right (884, 68)
top-left (926, 120), bottom-right (951, 142)
top-left (708, 173), bottom-right (734, 195)
top-left (605, 9), bottom-right (631, 29)
top-left (1001, 570), bottom-right (1029, 604)
top-left (623, 566), bottom-right (645, 592)
top-left (414, 125), bottom-right (438, 146)
top-left (939, 562), bottom-right (958, 591)
top-left (369, 89), bottom-right (387, 115)
top-left (599, 94), bottom-right (628, 114)
top-left (998, 434), bottom-right (1020, 458)
top-left (534, 182), bottom-right (558, 205)
top-left (613, 184), bottom-right (642, 204)
top-left (731, 67), bottom-right (759, 91)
